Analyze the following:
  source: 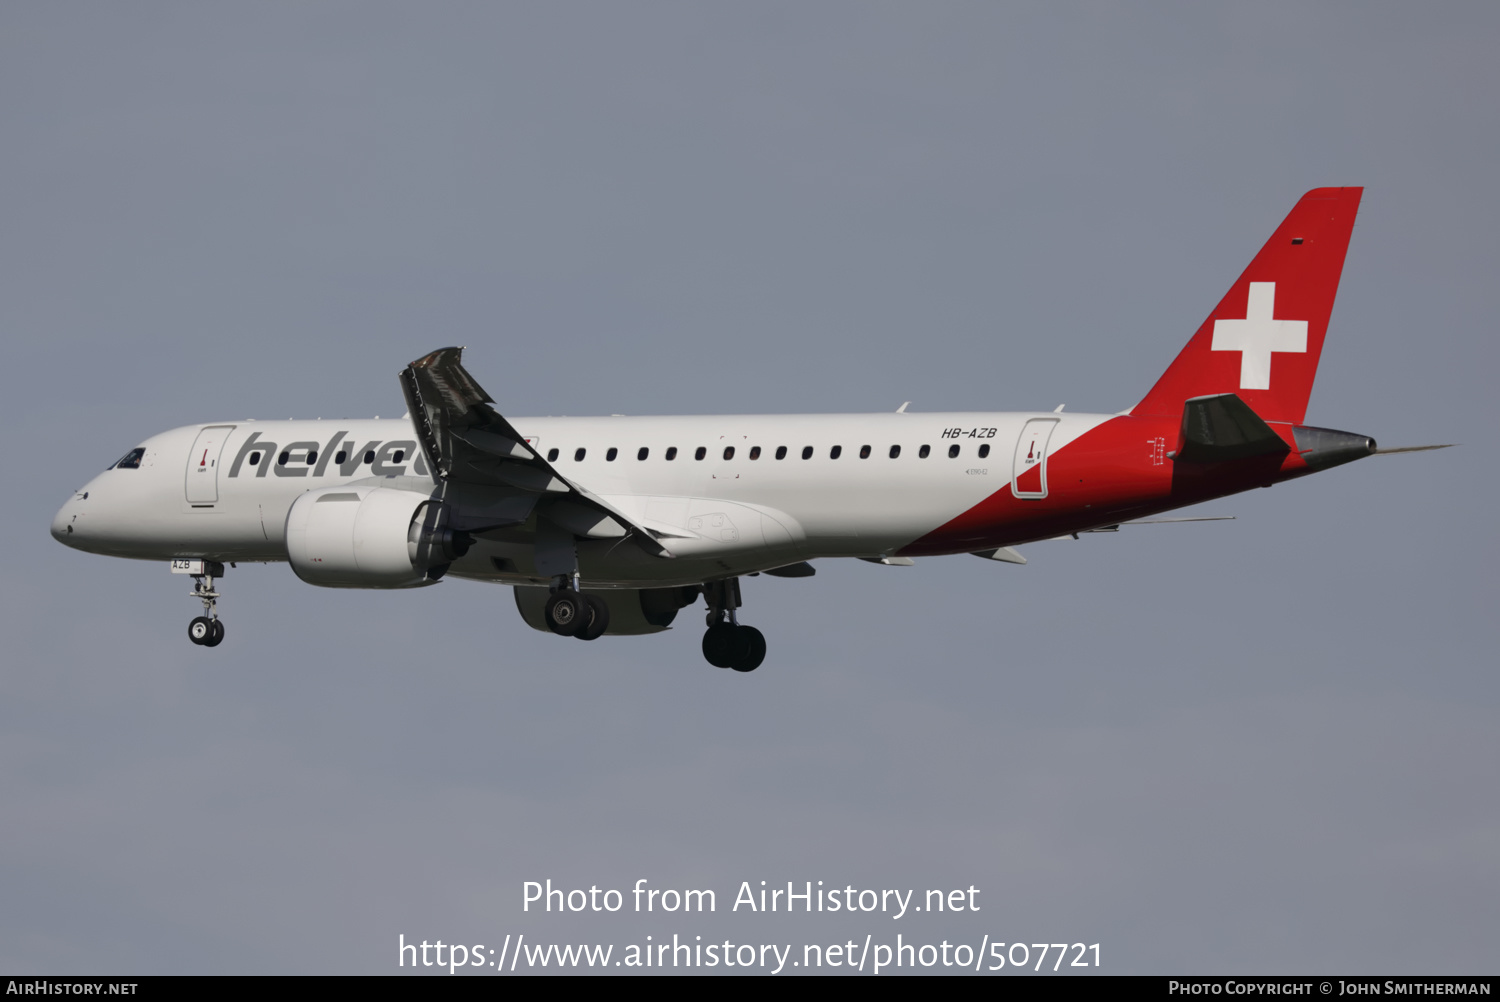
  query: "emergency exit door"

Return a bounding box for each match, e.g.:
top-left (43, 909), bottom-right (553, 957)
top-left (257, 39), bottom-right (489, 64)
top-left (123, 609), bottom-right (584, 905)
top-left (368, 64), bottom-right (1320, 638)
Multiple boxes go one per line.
top-left (1011, 418), bottom-right (1058, 499)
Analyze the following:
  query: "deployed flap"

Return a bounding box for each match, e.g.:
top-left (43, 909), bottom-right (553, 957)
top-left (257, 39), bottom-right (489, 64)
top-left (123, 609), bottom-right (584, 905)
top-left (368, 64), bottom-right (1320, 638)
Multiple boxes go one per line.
top-left (400, 347), bottom-right (670, 557)
top-left (1175, 393), bottom-right (1290, 464)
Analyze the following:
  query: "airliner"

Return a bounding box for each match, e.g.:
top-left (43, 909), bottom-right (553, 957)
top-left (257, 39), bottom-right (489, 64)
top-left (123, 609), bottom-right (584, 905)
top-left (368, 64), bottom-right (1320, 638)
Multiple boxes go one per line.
top-left (51, 187), bottom-right (1440, 671)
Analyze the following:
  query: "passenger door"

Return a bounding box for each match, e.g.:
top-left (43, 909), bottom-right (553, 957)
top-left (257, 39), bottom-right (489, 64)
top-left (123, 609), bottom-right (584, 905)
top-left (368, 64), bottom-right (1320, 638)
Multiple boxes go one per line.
top-left (185, 425), bottom-right (235, 505)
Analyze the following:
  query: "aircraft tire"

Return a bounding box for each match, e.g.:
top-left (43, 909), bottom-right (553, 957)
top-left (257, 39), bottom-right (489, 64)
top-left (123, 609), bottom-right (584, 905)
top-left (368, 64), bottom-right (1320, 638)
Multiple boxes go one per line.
top-left (730, 626), bottom-right (766, 673)
top-left (188, 616), bottom-right (213, 646)
top-left (702, 623), bottom-right (738, 668)
top-left (576, 595), bottom-right (610, 641)
top-left (544, 591), bottom-right (586, 637)
top-left (204, 620), bottom-right (224, 647)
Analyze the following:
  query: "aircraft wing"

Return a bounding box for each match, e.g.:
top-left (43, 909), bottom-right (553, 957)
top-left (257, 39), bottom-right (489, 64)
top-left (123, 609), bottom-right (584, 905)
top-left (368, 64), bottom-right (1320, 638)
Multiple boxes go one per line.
top-left (399, 347), bottom-right (671, 557)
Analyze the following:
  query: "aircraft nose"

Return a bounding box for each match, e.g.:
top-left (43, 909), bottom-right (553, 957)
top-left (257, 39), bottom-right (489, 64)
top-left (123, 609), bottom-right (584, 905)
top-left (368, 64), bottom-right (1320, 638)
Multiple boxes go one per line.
top-left (51, 494), bottom-right (83, 547)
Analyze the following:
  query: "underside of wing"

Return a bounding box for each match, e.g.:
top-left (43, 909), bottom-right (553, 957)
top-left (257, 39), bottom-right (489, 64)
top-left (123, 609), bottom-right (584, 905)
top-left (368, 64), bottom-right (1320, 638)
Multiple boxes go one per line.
top-left (399, 347), bottom-right (671, 557)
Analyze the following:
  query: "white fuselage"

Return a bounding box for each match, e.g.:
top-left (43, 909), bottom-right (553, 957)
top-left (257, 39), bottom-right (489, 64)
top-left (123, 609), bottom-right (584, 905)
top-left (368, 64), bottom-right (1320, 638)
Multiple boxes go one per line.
top-left (52, 411), bottom-right (1111, 587)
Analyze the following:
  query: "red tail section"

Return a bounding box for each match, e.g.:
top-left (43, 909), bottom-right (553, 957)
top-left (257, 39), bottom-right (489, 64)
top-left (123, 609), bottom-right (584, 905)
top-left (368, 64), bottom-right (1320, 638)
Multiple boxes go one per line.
top-left (1133, 187), bottom-right (1363, 425)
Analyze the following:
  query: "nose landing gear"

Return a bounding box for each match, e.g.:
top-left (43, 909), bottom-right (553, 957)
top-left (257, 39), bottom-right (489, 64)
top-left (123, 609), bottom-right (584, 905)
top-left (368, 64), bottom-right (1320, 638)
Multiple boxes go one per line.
top-left (183, 560), bottom-right (225, 647)
top-left (188, 616), bottom-right (223, 647)
top-left (702, 578), bottom-right (766, 672)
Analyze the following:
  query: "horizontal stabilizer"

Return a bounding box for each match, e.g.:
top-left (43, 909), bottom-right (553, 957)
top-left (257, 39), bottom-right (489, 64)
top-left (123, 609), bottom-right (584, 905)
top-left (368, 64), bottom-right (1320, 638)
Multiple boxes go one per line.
top-left (1175, 393), bottom-right (1289, 464)
top-left (1048, 515), bottom-right (1235, 541)
top-left (1121, 516), bottom-right (1236, 525)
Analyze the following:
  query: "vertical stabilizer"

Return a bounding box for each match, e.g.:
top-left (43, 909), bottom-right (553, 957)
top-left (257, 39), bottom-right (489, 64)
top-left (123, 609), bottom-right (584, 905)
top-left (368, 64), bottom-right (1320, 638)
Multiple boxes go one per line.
top-left (1133, 187), bottom-right (1363, 425)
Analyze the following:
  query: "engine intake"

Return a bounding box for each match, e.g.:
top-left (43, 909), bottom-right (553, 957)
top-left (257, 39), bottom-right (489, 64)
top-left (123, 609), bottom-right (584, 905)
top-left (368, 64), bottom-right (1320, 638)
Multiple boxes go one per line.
top-left (286, 486), bottom-right (469, 588)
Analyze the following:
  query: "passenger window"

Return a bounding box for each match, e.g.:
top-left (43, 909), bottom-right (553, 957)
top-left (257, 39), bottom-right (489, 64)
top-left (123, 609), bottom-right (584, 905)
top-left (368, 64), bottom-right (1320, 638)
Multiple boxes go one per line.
top-left (775, 446), bottom-right (787, 460)
top-left (637, 447), bottom-right (649, 461)
top-left (306, 451), bottom-right (318, 465)
top-left (364, 450), bottom-right (375, 464)
top-left (666, 447), bottom-right (678, 461)
top-left (547, 447), bottom-right (559, 462)
top-left (801, 446), bottom-right (813, 460)
top-left (749, 446), bottom-right (761, 460)
top-left (393, 450), bottom-right (405, 463)
top-left (830, 445), bottom-right (842, 459)
top-left (948, 444), bottom-right (960, 458)
top-left (919, 444), bottom-right (930, 458)
top-left (859, 445), bottom-right (871, 459)
top-left (978, 443), bottom-right (990, 459)
top-left (606, 447), bottom-right (618, 462)
top-left (575, 447), bottom-right (587, 462)
top-left (278, 452), bottom-right (289, 466)
top-left (695, 447), bottom-right (707, 460)
top-left (249, 452), bottom-right (262, 467)
top-left (723, 446), bottom-right (735, 460)
top-left (112, 447), bottom-right (145, 470)
top-left (889, 445), bottom-right (901, 458)
top-left (335, 451), bottom-right (347, 465)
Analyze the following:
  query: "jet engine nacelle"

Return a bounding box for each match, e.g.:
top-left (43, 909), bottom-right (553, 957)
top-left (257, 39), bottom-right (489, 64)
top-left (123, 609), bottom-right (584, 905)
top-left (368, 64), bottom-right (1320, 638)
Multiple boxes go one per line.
top-left (513, 585), bottom-right (700, 636)
top-left (285, 485), bottom-right (471, 588)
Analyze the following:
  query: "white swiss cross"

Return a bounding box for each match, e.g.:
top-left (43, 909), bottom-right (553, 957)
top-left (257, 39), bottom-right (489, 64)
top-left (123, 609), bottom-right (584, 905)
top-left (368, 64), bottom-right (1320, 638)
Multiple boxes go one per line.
top-left (1210, 282), bottom-right (1307, 391)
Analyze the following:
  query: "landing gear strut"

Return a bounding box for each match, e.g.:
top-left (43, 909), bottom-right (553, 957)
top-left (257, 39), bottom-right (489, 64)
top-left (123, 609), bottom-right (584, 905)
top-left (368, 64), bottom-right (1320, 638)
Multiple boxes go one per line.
top-left (701, 577), bottom-right (766, 672)
top-left (186, 561), bottom-right (225, 647)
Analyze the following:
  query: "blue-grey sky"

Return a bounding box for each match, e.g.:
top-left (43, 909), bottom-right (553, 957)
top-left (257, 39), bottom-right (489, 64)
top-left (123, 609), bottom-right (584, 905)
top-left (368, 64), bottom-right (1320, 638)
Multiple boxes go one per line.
top-left (3, 3), bottom-right (1496, 974)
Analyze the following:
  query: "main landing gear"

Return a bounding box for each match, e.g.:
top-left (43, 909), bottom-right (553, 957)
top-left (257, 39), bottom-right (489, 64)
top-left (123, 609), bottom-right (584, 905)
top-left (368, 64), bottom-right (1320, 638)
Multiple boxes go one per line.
top-left (701, 578), bottom-right (765, 672)
top-left (543, 577), bottom-right (610, 641)
top-left (186, 561), bottom-right (225, 648)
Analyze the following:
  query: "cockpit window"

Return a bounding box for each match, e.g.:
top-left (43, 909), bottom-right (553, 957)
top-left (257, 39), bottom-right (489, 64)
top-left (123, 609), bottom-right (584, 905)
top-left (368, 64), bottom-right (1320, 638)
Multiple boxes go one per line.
top-left (111, 447), bottom-right (145, 470)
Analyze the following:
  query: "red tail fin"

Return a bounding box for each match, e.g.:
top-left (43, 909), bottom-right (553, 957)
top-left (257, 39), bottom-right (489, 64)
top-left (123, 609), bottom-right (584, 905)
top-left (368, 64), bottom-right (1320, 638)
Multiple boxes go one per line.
top-left (1133, 187), bottom-right (1363, 425)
